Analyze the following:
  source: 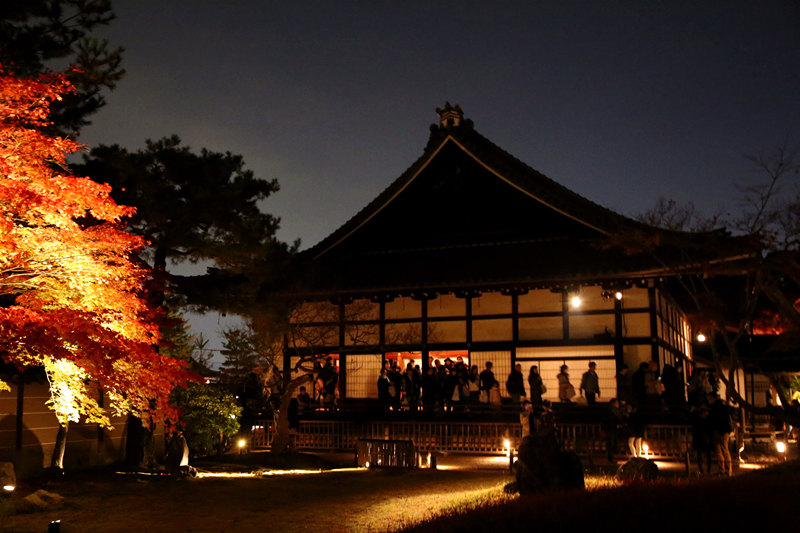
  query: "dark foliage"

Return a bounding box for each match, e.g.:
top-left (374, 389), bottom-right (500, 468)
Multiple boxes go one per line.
top-left (0, 0), bottom-right (124, 134)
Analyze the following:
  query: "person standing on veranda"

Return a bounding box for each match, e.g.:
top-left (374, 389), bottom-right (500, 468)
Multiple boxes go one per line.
top-left (580, 361), bottom-right (600, 405)
top-left (506, 363), bottom-right (526, 406)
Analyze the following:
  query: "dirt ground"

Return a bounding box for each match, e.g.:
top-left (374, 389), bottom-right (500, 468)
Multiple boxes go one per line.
top-left (6, 453), bottom-right (792, 533)
top-left (1, 455), bottom-right (512, 533)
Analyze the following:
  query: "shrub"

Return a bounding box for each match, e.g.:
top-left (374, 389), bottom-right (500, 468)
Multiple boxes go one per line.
top-left (171, 383), bottom-right (242, 457)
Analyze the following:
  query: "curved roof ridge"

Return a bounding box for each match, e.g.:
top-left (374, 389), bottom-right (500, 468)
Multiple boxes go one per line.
top-left (304, 124), bottom-right (451, 260)
top-left (447, 125), bottom-right (641, 234)
top-left (303, 106), bottom-right (731, 261)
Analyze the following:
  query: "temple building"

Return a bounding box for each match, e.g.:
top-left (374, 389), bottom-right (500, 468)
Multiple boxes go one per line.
top-left (287, 103), bottom-right (742, 404)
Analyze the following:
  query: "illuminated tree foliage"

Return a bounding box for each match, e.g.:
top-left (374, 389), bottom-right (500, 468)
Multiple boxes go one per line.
top-left (170, 382), bottom-right (242, 458)
top-left (0, 0), bottom-right (125, 134)
top-left (0, 68), bottom-right (193, 426)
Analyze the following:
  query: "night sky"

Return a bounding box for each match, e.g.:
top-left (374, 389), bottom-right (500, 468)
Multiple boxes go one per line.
top-left (77, 1), bottom-right (800, 357)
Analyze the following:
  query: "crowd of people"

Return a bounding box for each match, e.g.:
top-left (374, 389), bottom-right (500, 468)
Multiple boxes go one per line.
top-left (686, 369), bottom-right (737, 476)
top-left (286, 355), bottom-right (750, 475)
top-left (374, 358), bottom-right (587, 415)
top-left (513, 360), bottom-right (742, 475)
top-left (303, 356), bottom-right (743, 476)
top-left (371, 358), bottom-right (706, 418)
top-left (377, 357), bottom-right (497, 414)
top-left (603, 364), bottom-right (738, 474)
top-left (374, 357), bottom-right (588, 416)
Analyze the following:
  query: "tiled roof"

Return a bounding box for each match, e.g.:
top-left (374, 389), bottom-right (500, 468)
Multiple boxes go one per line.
top-left (298, 106), bottom-right (747, 297)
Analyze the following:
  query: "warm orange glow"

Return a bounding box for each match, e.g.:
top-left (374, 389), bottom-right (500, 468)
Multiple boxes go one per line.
top-left (737, 462), bottom-right (765, 470)
top-left (696, 333), bottom-right (707, 342)
top-left (195, 469), bottom-right (349, 479)
top-left (571, 295), bottom-right (582, 308)
top-left (0, 68), bottom-right (195, 424)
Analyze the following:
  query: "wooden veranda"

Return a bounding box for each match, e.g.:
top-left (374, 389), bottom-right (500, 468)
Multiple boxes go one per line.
top-left (248, 419), bottom-right (693, 461)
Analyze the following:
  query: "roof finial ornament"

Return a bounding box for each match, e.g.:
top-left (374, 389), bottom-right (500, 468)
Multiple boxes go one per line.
top-left (436, 102), bottom-right (463, 129)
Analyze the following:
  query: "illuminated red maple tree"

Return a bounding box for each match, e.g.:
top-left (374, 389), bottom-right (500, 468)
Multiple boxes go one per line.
top-left (0, 67), bottom-right (193, 428)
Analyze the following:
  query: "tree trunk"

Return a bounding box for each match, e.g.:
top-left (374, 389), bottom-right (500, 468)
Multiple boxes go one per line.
top-left (125, 415), bottom-right (158, 470)
top-left (270, 395), bottom-right (293, 454)
top-left (269, 375), bottom-right (312, 453)
top-left (153, 246), bottom-right (168, 272)
top-left (50, 422), bottom-right (68, 472)
top-left (142, 424), bottom-right (156, 468)
top-left (125, 415), bottom-right (144, 468)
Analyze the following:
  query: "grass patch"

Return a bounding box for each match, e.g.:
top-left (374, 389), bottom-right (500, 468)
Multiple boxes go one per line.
top-left (396, 462), bottom-right (800, 533)
top-left (3, 460), bottom-right (796, 532)
top-left (2, 466), bottom-right (512, 533)
top-left (437, 482), bottom-right (514, 514)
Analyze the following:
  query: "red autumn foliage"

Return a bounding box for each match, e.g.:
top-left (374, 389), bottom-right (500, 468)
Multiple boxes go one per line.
top-left (0, 67), bottom-right (195, 424)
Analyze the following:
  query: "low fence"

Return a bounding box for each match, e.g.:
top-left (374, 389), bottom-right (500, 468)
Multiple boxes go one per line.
top-left (249, 419), bottom-right (692, 460)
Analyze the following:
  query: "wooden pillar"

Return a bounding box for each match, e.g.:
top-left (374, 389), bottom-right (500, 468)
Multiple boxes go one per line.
top-left (465, 296), bottom-right (473, 346)
top-left (648, 286), bottom-right (659, 362)
top-left (338, 300), bottom-right (346, 348)
top-left (339, 354), bottom-right (347, 402)
top-left (421, 298), bottom-right (429, 372)
top-left (379, 300), bottom-right (386, 348)
top-left (511, 293), bottom-right (519, 365)
top-left (614, 296), bottom-right (624, 366)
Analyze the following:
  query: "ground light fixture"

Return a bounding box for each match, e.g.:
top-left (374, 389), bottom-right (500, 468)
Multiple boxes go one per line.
top-left (641, 443), bottom-right (650, 457)
top-left (1, 462), bottom-right (15, 494)
top-left (503, 439), bottom-right (514, 471)
top-left (420, 451), bottom-right (436, 469)
top-left (237, 438), bottom-right (248, 454)
top-left (776, 441), bottom-right (787, 459)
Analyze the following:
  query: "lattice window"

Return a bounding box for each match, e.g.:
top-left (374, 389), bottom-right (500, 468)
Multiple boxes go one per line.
top-left (516, 346), bottom-right (615, 401)
top-left (470, 351), bottom-right (511, 397)
top-left (345, 354), bottom-right (383, 399)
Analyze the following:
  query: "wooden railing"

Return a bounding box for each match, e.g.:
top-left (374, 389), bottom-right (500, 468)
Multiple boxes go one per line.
top-left (249, 420), bottom-right (692, 459)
